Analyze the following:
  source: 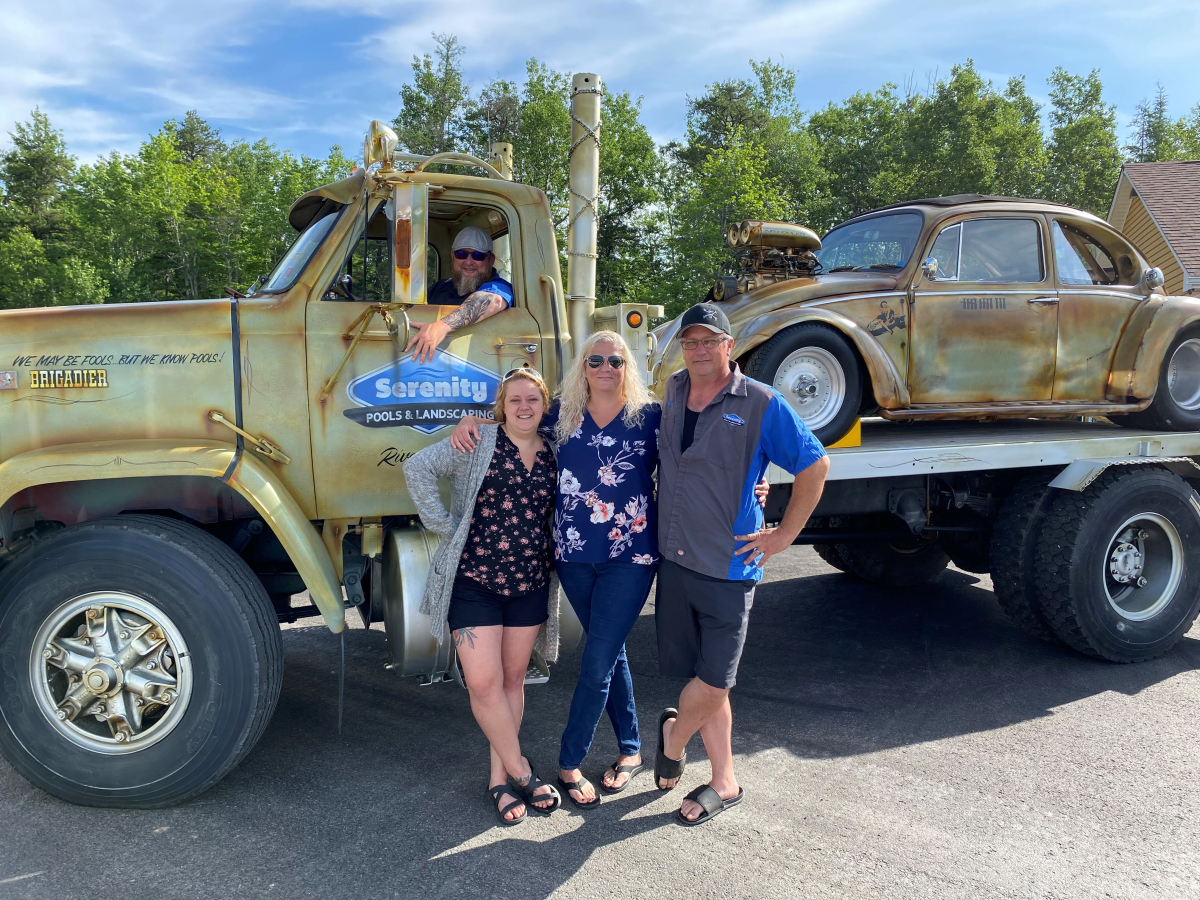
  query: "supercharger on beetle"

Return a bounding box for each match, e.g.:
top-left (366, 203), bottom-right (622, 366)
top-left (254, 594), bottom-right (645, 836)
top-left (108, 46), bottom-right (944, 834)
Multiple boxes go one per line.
top-left (5, 69), bottom-right (1200, 812)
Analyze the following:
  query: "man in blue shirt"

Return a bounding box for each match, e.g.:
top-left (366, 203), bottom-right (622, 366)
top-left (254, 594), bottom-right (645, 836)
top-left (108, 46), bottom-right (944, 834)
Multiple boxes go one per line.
top-left (654, 303), bottom-right (830, 826)
top-left (407, 225), bottom-right (514, 363)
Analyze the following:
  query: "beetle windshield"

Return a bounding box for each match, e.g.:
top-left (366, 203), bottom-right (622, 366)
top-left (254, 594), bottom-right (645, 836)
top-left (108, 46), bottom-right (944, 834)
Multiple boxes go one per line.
top-left (256, 210), bottom-right (341, 294)
top-left (817, 213), bottom-right (922, 272)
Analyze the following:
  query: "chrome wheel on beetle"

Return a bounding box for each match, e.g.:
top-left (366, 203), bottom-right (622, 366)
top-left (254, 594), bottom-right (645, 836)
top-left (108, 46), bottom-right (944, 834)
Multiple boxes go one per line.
top-left (774, 346), bottom-right (846, 433)
top-left (31, 592), bottom-right (192, 754)
top-left (745, 323), bottom-right (863, 446)
top-left (1165, 338), bottom-right (1200, 411)
top-left (1103, 513), bottom-right (1183, 622)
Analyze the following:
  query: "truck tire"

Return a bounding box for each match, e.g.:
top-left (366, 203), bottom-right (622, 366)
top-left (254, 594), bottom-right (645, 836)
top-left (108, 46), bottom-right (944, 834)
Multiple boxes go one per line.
top-left (835, 539), bottom-right (950, 586)
top-left (0, 515), bottom-right (283, 807)
top-left (989, 475), bottom-right (1057, 641)
top-left (1034, 467), bottom-right (1200, 662)
top-left (745, 323), bottom-right (863, 446)
top-left (1114, 325), bottom-right (1200, 431)
top-left (813, 543), bottom-right (850, 572)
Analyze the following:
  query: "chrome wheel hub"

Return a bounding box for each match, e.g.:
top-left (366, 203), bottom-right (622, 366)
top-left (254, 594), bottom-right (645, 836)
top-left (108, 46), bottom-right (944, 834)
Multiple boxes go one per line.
top-left (1166, 338), bottom-right (1200, 411)
top-left (774, 347), bottom-right (846, 431)
top-left (31, 592), bottom-right (192, 754)
top-left (1103, 514), bottom-right (1182, 621)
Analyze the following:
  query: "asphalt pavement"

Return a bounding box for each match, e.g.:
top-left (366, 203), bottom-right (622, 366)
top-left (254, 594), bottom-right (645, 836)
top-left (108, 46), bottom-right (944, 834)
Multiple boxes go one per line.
top-left (2, 546), bottom-right (1199, 900)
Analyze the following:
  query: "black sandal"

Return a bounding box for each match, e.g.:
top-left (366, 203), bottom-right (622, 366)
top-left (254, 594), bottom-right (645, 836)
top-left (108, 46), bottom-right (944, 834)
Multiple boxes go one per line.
top-left (557, 773), bottom-right (601, 809)
top-left (600, 758), bottom-right (647, 795)
top-left (675, 784), bottom-right (744, 827)
top-left (488, 784), bottom-right (527, 827)
top-left (654, 708), bottom-right (686, 791)
top-left (508, 762), bottom-right (561, 815)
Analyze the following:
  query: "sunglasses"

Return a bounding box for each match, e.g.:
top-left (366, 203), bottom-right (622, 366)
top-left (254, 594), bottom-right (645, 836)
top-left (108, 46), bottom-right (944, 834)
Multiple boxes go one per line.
top-left (502, 366), bottom-right (545, 382)
top-left (453, 249), bottom-right (491, 261)
top-left (586, 355), bottom-right (625, 369)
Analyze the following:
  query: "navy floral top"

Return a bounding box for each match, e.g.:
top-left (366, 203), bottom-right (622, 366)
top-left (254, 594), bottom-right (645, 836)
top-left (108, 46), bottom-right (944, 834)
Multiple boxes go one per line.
top-left (543, 401), bottom-right (661, 565)
top-left (458, 428), bottom-right (557, 594)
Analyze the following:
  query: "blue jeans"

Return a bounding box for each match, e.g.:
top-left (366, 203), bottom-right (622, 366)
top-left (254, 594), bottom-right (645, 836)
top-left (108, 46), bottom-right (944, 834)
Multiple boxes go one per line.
top-left (556, 560), bottom-right (656, 771)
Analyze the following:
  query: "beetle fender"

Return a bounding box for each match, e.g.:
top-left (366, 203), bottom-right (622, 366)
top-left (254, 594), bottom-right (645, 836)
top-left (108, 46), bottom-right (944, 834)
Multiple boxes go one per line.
top-left (1108, 296), bottom-right (1200, 401)
top-left (0, 439), bottom-right (345, 632)
top-left (733, 307), bottom-right (910, 408)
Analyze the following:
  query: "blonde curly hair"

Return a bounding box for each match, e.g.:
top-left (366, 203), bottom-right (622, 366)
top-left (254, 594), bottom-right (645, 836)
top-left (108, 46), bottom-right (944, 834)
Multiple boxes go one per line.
top-left (555, 330), bottom-right (654, 444)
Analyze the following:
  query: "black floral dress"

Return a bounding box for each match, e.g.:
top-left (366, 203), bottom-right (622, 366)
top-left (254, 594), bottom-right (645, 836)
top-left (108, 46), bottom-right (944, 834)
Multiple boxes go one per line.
top-left (458, 429), bottom-right (557, 595)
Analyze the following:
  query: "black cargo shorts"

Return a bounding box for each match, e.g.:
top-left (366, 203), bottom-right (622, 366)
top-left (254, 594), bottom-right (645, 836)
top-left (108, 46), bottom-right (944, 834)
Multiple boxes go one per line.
top-left (654, 559), bottom-right (756, 690)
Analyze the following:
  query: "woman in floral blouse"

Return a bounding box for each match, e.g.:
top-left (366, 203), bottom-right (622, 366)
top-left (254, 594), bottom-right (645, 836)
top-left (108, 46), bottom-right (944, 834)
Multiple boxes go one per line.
top-left (405, 368), bottom-right (562, 826)
top-left (453, 331), bottom-right (661, 809)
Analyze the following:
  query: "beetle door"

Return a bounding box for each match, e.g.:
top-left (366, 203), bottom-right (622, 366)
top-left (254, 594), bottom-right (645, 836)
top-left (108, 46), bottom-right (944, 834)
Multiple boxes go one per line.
top-left (909, 216), bottom-right (1057, 404)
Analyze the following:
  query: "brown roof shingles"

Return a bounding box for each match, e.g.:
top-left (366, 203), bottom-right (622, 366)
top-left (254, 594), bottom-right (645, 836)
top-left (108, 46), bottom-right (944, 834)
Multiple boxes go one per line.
top-left (1124, 161), bottom-right (1200, 279)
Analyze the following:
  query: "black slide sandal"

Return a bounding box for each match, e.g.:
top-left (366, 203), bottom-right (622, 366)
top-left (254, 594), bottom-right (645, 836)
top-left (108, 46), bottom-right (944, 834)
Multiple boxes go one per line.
top-left (489, 785), bottom-right (527, 827)
top-left (654, 708), bottom-right (686, 791)
top-left (600, 758), bottom-right (648, 795)
top-left (509, 764), bottom-right (561, 815)
top-left (557, 774), bottom-right (602, 809)
top-left (675, 785), bottom-right (744, 826)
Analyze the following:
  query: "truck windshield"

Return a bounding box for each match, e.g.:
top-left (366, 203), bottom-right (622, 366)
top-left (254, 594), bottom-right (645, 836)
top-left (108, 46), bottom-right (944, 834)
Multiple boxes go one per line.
top-left (817, 213), bottom-right (922, 272)
top-left (256, 210), bottom-right (341, 294)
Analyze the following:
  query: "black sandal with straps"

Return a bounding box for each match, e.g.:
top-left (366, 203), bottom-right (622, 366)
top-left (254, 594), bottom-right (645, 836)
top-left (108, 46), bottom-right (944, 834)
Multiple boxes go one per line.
top-left (488, 784), bottom-right (527, 827)
top-left (557, 773), bottom-right (602, 809)
top-left (508, 763), bottom-right (561, 815)
top-left (600, 758), bottom-right (648, 795)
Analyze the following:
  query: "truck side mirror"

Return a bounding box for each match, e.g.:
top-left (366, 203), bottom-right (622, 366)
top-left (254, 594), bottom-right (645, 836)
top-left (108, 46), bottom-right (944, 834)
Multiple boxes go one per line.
top-left (921, 257), bottom-right (939, 280)
top-left (391, 182), bottom-right (429, 305)
top-left (1142, 267), bottom-right (1165, 293)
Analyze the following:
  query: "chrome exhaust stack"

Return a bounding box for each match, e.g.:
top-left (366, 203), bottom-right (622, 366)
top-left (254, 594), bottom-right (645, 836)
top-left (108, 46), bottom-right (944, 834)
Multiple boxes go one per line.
top-left (566, 73), bottom-right (602, 358)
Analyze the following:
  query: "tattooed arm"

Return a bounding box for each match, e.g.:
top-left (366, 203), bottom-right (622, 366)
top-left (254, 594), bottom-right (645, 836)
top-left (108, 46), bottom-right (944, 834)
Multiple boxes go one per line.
top-left (406, 290), bottom-right (508, 363)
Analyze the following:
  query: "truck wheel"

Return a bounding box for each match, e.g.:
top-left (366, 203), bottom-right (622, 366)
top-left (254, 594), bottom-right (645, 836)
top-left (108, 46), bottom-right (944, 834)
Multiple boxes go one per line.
top-left (0, 515), bottom-right (283, 807)
top-left (1035, 468), bottom-right (1200, 662)
top-left (835, 538), bottom-right (950, 586)
top-left (745, 323), bottom-right (862, 446)
top-left (812, 543), bottom-right (850, 572)
top-left (1114, 325), bottom-right (1200, 430)
top-left (989, 475), bottom-right (1057, 641)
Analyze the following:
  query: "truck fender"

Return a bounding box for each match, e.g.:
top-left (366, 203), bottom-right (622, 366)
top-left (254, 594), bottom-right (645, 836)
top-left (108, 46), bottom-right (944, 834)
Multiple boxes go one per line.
top-left (1048, 456), bottom-right (1200, 491)
top-left (0, 439), bottom-right (345, 633)
top-left (733, 307), bottom-right (910, 408)
top-left (1109, 298), bottom-right (1200, 401)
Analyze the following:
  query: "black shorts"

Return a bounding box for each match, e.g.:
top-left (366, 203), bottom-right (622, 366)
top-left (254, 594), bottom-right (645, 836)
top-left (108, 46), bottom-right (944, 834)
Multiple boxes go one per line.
top-left (655, 559), bottom-right (755, 690)
top-left (447, 575), bottom-right (550, 632)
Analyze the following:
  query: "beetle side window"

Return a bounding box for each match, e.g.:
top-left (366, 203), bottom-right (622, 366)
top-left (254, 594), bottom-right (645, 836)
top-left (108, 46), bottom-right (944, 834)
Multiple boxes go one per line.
top-left (927, 223), bottom-right (961, 280)
top-left (1052, 221), bottom-right (1119, 286)
top-left (957, 219), bottom-right (1044, 283)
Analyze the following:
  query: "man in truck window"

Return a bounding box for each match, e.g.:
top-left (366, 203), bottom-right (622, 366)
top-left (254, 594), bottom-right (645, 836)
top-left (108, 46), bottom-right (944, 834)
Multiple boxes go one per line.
top-left (407, 225), bottom-right (514, 363)
top-left (653, 302), bottom-right (830, 826)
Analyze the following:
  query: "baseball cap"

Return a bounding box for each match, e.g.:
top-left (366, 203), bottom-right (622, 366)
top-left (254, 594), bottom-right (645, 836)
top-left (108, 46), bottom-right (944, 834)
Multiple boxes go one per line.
top-left (452, 225), bottom-right (493, 254)
top-left (677, 302), bottom-right (732, 337)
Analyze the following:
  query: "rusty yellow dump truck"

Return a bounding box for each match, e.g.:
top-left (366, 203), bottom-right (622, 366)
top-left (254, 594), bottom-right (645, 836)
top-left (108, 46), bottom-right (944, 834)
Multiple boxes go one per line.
top-left (5, 74), bottom-right (1200, 809)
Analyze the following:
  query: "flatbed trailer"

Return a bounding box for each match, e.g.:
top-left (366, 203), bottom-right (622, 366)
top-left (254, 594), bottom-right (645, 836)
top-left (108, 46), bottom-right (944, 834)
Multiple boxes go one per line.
top-left (764, 418), bottom-right (1200, 664)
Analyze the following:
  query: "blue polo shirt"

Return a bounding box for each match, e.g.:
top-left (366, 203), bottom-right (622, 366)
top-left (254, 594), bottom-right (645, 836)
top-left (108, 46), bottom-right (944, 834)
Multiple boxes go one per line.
top-left (658, 363), bottom-right (826, 582)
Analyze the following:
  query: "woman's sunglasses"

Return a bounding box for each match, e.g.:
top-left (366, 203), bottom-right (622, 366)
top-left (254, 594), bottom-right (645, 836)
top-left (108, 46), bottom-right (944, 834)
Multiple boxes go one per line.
top-left (452, 249), bottom-right (491, 261)
top-left (502, 366), bottom-right (545, 382)
top-left (586, 355), bottom-right (625, 369)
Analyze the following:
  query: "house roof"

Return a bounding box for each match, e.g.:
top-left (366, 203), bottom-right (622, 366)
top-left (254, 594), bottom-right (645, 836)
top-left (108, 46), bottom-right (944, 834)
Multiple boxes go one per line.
top-left (1120, 161), bottom-right (1200, 279)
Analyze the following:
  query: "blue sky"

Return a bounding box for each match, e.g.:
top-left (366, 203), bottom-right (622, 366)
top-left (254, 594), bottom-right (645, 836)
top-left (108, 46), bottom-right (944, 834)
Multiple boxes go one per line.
top-left (4, 0), bottom-right (1199, 162)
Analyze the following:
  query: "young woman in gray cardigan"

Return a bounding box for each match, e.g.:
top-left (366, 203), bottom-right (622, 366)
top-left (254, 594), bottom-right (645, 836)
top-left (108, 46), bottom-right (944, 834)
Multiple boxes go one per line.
top-left (403, 368), bottom-right (562, 826)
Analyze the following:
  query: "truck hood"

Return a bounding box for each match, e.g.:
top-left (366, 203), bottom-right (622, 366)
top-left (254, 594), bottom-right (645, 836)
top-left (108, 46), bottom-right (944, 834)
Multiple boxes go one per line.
top-left (651, 271), bottom-right (899, 377)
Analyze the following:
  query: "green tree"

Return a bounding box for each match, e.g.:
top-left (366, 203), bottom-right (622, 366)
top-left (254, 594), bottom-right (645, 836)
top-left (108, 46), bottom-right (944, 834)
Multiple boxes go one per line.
top-left (393, 33), bottom-right (469, 155)
top-left (1045, 67), bottom-right (1121, 214)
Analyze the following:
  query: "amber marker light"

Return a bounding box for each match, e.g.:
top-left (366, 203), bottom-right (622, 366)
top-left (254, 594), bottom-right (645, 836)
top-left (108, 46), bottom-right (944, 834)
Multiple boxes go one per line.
top-left (626, 310), bottom-right (643, 328)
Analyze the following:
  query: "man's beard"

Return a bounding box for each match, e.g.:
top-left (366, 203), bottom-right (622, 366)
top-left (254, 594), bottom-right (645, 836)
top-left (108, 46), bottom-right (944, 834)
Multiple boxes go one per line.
top-left (452, 268), bottom-right (488, 297)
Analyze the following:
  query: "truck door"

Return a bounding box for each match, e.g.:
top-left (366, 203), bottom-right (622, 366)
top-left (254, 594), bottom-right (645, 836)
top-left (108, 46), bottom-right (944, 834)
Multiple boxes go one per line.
top-left (304, 191), bottom-right (542, 519)
top-left (909, 216), bottom-right (1057, 404)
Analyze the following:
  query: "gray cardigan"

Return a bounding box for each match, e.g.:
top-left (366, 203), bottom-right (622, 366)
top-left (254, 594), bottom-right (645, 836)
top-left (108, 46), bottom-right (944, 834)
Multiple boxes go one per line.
top-left (402, 423), bottom-right (560, 663)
